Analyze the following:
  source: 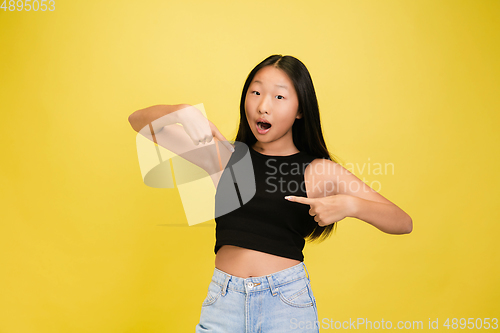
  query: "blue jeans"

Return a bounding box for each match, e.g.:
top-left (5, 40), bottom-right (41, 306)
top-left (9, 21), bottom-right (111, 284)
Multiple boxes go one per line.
top-left (195, 261), bottom-right (320, 332)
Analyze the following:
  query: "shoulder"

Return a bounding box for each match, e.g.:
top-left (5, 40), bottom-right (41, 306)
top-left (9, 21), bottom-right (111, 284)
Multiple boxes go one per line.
top-left (305, 158), bottom-right (348, 176)
top-left (304, 158), bottom-right (354, 197)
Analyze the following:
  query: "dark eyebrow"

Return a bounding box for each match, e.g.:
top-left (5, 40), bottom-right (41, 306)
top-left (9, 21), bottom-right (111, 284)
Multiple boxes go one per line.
top-left (253, 80), bottom-right (288, 90)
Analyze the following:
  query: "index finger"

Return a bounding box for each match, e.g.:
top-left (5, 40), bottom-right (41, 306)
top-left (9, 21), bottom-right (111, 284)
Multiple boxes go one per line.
top-left (284, 195), bottom-right (314, 205)
top-left (213, 130), bottom-right (235, 152)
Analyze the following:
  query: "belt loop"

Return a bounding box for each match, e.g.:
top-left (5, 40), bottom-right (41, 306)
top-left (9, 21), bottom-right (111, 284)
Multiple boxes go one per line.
top-left (266, 275), bottom-right (278, 296)
top-left (221, 275), bottom-right (230, 296)
top-left (303, 262), bottom-right (311, 280)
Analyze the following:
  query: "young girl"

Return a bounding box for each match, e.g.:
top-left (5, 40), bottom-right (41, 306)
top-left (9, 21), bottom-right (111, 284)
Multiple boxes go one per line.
top-left (128, 54), bottom-right (413, 332)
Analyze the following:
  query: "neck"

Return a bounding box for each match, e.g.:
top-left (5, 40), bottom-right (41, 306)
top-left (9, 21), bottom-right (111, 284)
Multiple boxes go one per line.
top-left (252, 136), bottom-right (299, 156)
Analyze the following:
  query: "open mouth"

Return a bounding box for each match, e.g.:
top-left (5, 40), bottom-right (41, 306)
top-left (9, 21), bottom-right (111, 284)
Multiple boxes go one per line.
top-left (257, 121), bottom-right (271, 130)
top-left (256, 120), bottom-right (272, 134)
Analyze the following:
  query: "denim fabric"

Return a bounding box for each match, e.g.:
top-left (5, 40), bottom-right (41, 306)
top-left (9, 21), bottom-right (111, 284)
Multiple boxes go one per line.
top-left (195, 262), bottom-right (320, 332)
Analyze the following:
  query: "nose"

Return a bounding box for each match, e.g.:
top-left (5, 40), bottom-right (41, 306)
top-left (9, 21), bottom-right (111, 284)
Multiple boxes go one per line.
top-left (258, 97), bottom-right (270, 115)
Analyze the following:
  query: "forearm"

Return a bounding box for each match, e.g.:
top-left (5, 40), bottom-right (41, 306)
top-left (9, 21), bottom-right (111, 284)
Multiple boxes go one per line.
top-left (349, 196), bottom-right (413, 234)
top-left (128, 104), bottom-right (190, 134)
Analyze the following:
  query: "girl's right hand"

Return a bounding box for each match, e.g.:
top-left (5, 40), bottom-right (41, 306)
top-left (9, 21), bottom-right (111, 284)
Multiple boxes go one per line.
top-left (176, 104), bottom-right (235, 152)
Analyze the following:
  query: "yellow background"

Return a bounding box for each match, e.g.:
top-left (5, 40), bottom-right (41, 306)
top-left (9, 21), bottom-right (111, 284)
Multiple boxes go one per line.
top-left (1, 0), bottom-right (499, 332)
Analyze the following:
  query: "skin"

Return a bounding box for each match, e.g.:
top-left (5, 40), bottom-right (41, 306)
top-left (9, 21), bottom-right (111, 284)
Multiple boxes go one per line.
top-left (215, 65), bottom-right (413, 278)
top-left (246, 65), bottom-right (303, 155)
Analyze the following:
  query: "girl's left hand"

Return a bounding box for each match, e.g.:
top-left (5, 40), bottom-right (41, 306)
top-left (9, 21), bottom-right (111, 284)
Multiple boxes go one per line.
top-left (284, 194), bottom-right (355, 227)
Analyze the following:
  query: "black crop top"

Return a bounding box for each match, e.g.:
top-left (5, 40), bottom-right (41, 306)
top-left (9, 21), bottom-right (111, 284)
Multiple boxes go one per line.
top-left (214, 142), bottom-right (319, 262)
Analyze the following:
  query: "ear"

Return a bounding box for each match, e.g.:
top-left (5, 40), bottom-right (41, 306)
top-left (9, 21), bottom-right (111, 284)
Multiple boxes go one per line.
top-left (296, 111), bottom-right (303, 119)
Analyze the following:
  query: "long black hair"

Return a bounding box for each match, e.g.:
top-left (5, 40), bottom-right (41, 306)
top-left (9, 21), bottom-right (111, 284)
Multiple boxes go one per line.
top-left (234, 54), bottom-right (340, 242)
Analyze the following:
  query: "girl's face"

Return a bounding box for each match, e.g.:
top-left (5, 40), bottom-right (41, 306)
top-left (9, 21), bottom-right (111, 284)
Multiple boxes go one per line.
top-left (245, 66), bottom-right (302, 147)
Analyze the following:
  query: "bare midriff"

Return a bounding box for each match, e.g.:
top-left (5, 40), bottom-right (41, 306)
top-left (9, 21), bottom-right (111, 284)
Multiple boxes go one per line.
top-left (214, 245), bottom-right (301, 278)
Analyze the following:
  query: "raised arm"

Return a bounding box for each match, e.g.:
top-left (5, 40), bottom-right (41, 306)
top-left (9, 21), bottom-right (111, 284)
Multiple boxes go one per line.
top-left (128, 103), bottom-right (234, 177)
top-left (128, 104), bottom-right (188, 135)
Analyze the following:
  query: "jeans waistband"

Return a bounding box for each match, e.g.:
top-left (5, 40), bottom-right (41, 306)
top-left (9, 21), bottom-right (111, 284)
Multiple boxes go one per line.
top-left (211, 261), bottom-right (311, 296)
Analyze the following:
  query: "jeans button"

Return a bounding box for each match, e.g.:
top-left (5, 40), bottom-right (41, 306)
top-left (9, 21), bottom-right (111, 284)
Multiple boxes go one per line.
top-left (247, 282), bottom-right (253, 288)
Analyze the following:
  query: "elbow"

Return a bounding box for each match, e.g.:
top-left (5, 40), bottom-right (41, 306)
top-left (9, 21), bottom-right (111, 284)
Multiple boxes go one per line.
top-left (128, 113), bottom-right (139, 132)
top-left (390, 215), bottom-right (412, 235)
top-left (403, 216), bottom-right (413, 234)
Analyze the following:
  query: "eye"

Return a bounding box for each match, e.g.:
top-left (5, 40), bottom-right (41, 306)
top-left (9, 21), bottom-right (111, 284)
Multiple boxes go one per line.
top-left (276, 95), bottom-right (284, 100)
top-left (251, 91), bottom-right (260, 95)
